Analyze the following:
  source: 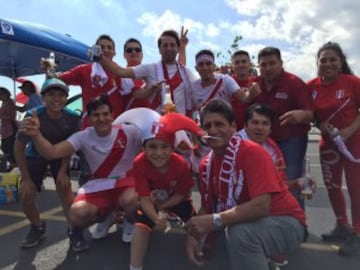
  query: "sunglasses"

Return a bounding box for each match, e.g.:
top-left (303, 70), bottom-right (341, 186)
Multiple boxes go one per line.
top-left (125, 47), bottom-right (142, 53)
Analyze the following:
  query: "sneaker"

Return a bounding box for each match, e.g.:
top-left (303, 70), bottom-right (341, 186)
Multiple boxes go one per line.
top-left (269, 253), bottom-right (288, 267)
top-left (68, 228), bottom-right (89, 252)
top-left (20, 222), bottom-right (46, 248)
top-left (338, 233), bottom-right (360, 256)
top-left (122, 218), bottom-right (134, 243)
top-left (91, 213), bottom-right (114, 240)
top-left (321, 224), bottom-right (352, 242)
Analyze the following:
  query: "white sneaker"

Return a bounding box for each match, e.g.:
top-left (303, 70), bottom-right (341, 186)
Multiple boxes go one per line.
top-left (122, 218), bottom-right (134, 243)
top-left (91, 213), bottom-right (114, 240)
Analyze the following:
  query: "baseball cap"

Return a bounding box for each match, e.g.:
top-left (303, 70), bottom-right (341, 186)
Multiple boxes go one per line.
top-left (18, 80), bottom-right (36, 91)
top-left (40, 78), bottom-right (69, 96)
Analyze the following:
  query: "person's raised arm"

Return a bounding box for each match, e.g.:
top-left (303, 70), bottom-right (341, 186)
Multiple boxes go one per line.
top-left (99, 56), bottom-right (135, 78)
top-left (178, 26), bottom-right (189, 66)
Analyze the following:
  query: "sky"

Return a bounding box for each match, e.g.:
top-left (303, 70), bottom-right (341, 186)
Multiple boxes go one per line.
top-left (1, 0), bottom-right (360, 97)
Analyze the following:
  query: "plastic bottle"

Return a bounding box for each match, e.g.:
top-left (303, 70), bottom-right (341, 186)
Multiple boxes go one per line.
top-left (299, 157), bottom-right (313, 200)
top-left (162, 83), bottom-right (176, 114)
top-left (48, 52), bottom-right (56, 77)
top-left (49, 52), bottom-right (55, 66)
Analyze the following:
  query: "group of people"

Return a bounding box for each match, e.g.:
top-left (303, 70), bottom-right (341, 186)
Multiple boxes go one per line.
top-left (0, 80), bottom-right (42, 167)
top-left (2, 26), bottom-right (359, 270)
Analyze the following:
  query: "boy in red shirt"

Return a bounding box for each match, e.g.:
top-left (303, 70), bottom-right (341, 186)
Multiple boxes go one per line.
top-left (130, 113), bottom-right (204, 270)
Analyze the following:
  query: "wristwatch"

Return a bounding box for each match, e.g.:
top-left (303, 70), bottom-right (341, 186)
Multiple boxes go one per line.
top-left (212, 213), bottom-right (223, 230)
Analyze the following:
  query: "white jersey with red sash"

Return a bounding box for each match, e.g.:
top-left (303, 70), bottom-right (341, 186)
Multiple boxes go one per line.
top-left (67, 124), bottom-right (142, 194)
top-left (133, 62), bottom-right (195, 115)
top-left (191, 73), bottom-right (240, 111)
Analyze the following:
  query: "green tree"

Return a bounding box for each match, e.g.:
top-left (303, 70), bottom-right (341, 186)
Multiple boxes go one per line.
top-left (216, 35), bottom-right (243, 67)
top-left (215, 35), bottom-right (258, 76)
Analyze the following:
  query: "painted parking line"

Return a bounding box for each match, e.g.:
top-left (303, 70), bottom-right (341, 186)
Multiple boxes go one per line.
top-left (301, 242), bottom-right (339, 252)
top-left (0, 206), bottom-right (65, 237)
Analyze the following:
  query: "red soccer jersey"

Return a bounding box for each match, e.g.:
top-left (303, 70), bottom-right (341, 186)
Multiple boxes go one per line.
top-left (254, 71), bottom-right (313, 141)
top-left (121, 78), bottom-right (150, 110)
top-left (199, 139), bottom-right (306, 226)
top-left (307, 74), bottom-right (360, 134)
top-left (59, 63), bottom-right (125, 128)
top-left (134, 152), bottom-right (194, 198)
top-left (230, 76), bottom-right (256, 130)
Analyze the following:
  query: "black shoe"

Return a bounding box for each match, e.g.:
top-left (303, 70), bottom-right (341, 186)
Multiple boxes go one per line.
top-left (68, 228), bottom-right (89, 252)
top-left (321, 224), bottom-right (352, 242)
top-left (20, 222), bottom-right (46, 248)
top-left (339, 233), bottom-right (360, 257)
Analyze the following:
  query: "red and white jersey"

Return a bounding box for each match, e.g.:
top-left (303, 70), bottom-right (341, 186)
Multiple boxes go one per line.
top-left (308, 74), bottom-right (360, 133)
top-left (133, 62), bottom-right (196, 115)
top-left (191, 73), bottom-right (239, 109)
top-left (231, 75), bottom-right (257, 130)
top-left (255, 71), bottom-right (313, 141)
top-left (134, 152), bottom-right (194, 198)
top-left (121, 78), bottom-right (150, 109)
top-left (67, 124), bottom-right (142, 179)
top-left (59, 63), bottom-right (125, 128)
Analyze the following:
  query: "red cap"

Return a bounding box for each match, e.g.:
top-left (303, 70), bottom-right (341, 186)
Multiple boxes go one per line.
top-left (152, 113), bottom-right (205, 145)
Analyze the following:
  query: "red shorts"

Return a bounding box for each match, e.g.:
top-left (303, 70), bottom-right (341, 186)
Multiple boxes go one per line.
top-left (73, 185), bottom-right (132, 219)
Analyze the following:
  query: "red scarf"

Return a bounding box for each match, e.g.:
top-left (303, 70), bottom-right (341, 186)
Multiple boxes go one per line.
top-left (162, 61), bottom-right (182, 102)
top-left (200, 135), bottom-right (244, 213)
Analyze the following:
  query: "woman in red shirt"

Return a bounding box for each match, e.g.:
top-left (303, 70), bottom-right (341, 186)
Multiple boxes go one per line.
top-left (307, 42), bottom-right (360, 257)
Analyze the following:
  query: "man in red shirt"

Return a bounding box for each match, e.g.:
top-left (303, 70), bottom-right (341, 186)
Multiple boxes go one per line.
top-left (230, 50), bottom-right (257, 130)
top-left (185, 99), bottom-right (306, 270)
top-left (59, 34), bottom-right (125, 128)
top-left (254, 47), bottom-right (313, 208)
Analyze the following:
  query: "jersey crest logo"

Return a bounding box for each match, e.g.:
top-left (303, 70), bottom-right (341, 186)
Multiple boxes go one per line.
top-left (335, 89), bottom-right (345, 99)
top-left (312, 90), bottom-right (317, 100)
top-left (275, 92), bottom-right (288, 99)
top-left (117, 139), bottom-right (125, 148)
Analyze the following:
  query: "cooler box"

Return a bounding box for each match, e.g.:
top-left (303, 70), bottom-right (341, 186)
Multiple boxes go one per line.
top-left (0, 172), bottom-right (20, 204)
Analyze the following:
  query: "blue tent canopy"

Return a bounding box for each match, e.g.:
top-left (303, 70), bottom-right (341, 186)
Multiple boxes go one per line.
top-left (0, 18), bottom-right (90, 78)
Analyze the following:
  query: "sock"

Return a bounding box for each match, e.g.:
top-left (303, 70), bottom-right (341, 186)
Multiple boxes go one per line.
top-left (129, 264), bottom-right (143, 270)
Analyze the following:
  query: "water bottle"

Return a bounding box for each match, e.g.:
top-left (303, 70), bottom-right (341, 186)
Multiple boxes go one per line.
top-left (48, 52), bottom-right (56, 77)
top-left (299, 157), bottom-right (313, 200)
top-left (162, 83), bottom-right (176, 114)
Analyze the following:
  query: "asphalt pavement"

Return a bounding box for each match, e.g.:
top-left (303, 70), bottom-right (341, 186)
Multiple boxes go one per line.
top-left (0, 141), bottom-right (359, 270)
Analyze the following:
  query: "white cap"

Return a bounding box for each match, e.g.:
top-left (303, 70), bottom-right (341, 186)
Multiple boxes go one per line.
top-left (113, 108), bottom-right (161, 143)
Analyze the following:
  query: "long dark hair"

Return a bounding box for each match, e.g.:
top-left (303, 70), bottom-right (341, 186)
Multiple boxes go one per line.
top-left (317, 42), bottom-right (353, 75)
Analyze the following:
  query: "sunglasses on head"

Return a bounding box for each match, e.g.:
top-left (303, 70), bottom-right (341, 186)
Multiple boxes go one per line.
top-left (125, 47), bottom-right (142, 53)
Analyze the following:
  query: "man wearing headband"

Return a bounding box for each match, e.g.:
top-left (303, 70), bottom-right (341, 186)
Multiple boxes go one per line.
top-left (191, 49), bottom-right (260, 117)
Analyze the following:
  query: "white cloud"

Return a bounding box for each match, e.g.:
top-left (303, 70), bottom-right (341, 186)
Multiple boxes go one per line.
top-left (205, 24), bottom-right (220, 38)
top-left (223, 0), bottom-right (360, 79)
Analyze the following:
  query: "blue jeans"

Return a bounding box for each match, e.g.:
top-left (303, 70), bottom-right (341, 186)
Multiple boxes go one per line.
top-left (205, 216), bottom-right (305, 270)
top-left (277, 135), bottom-right (308, 208)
